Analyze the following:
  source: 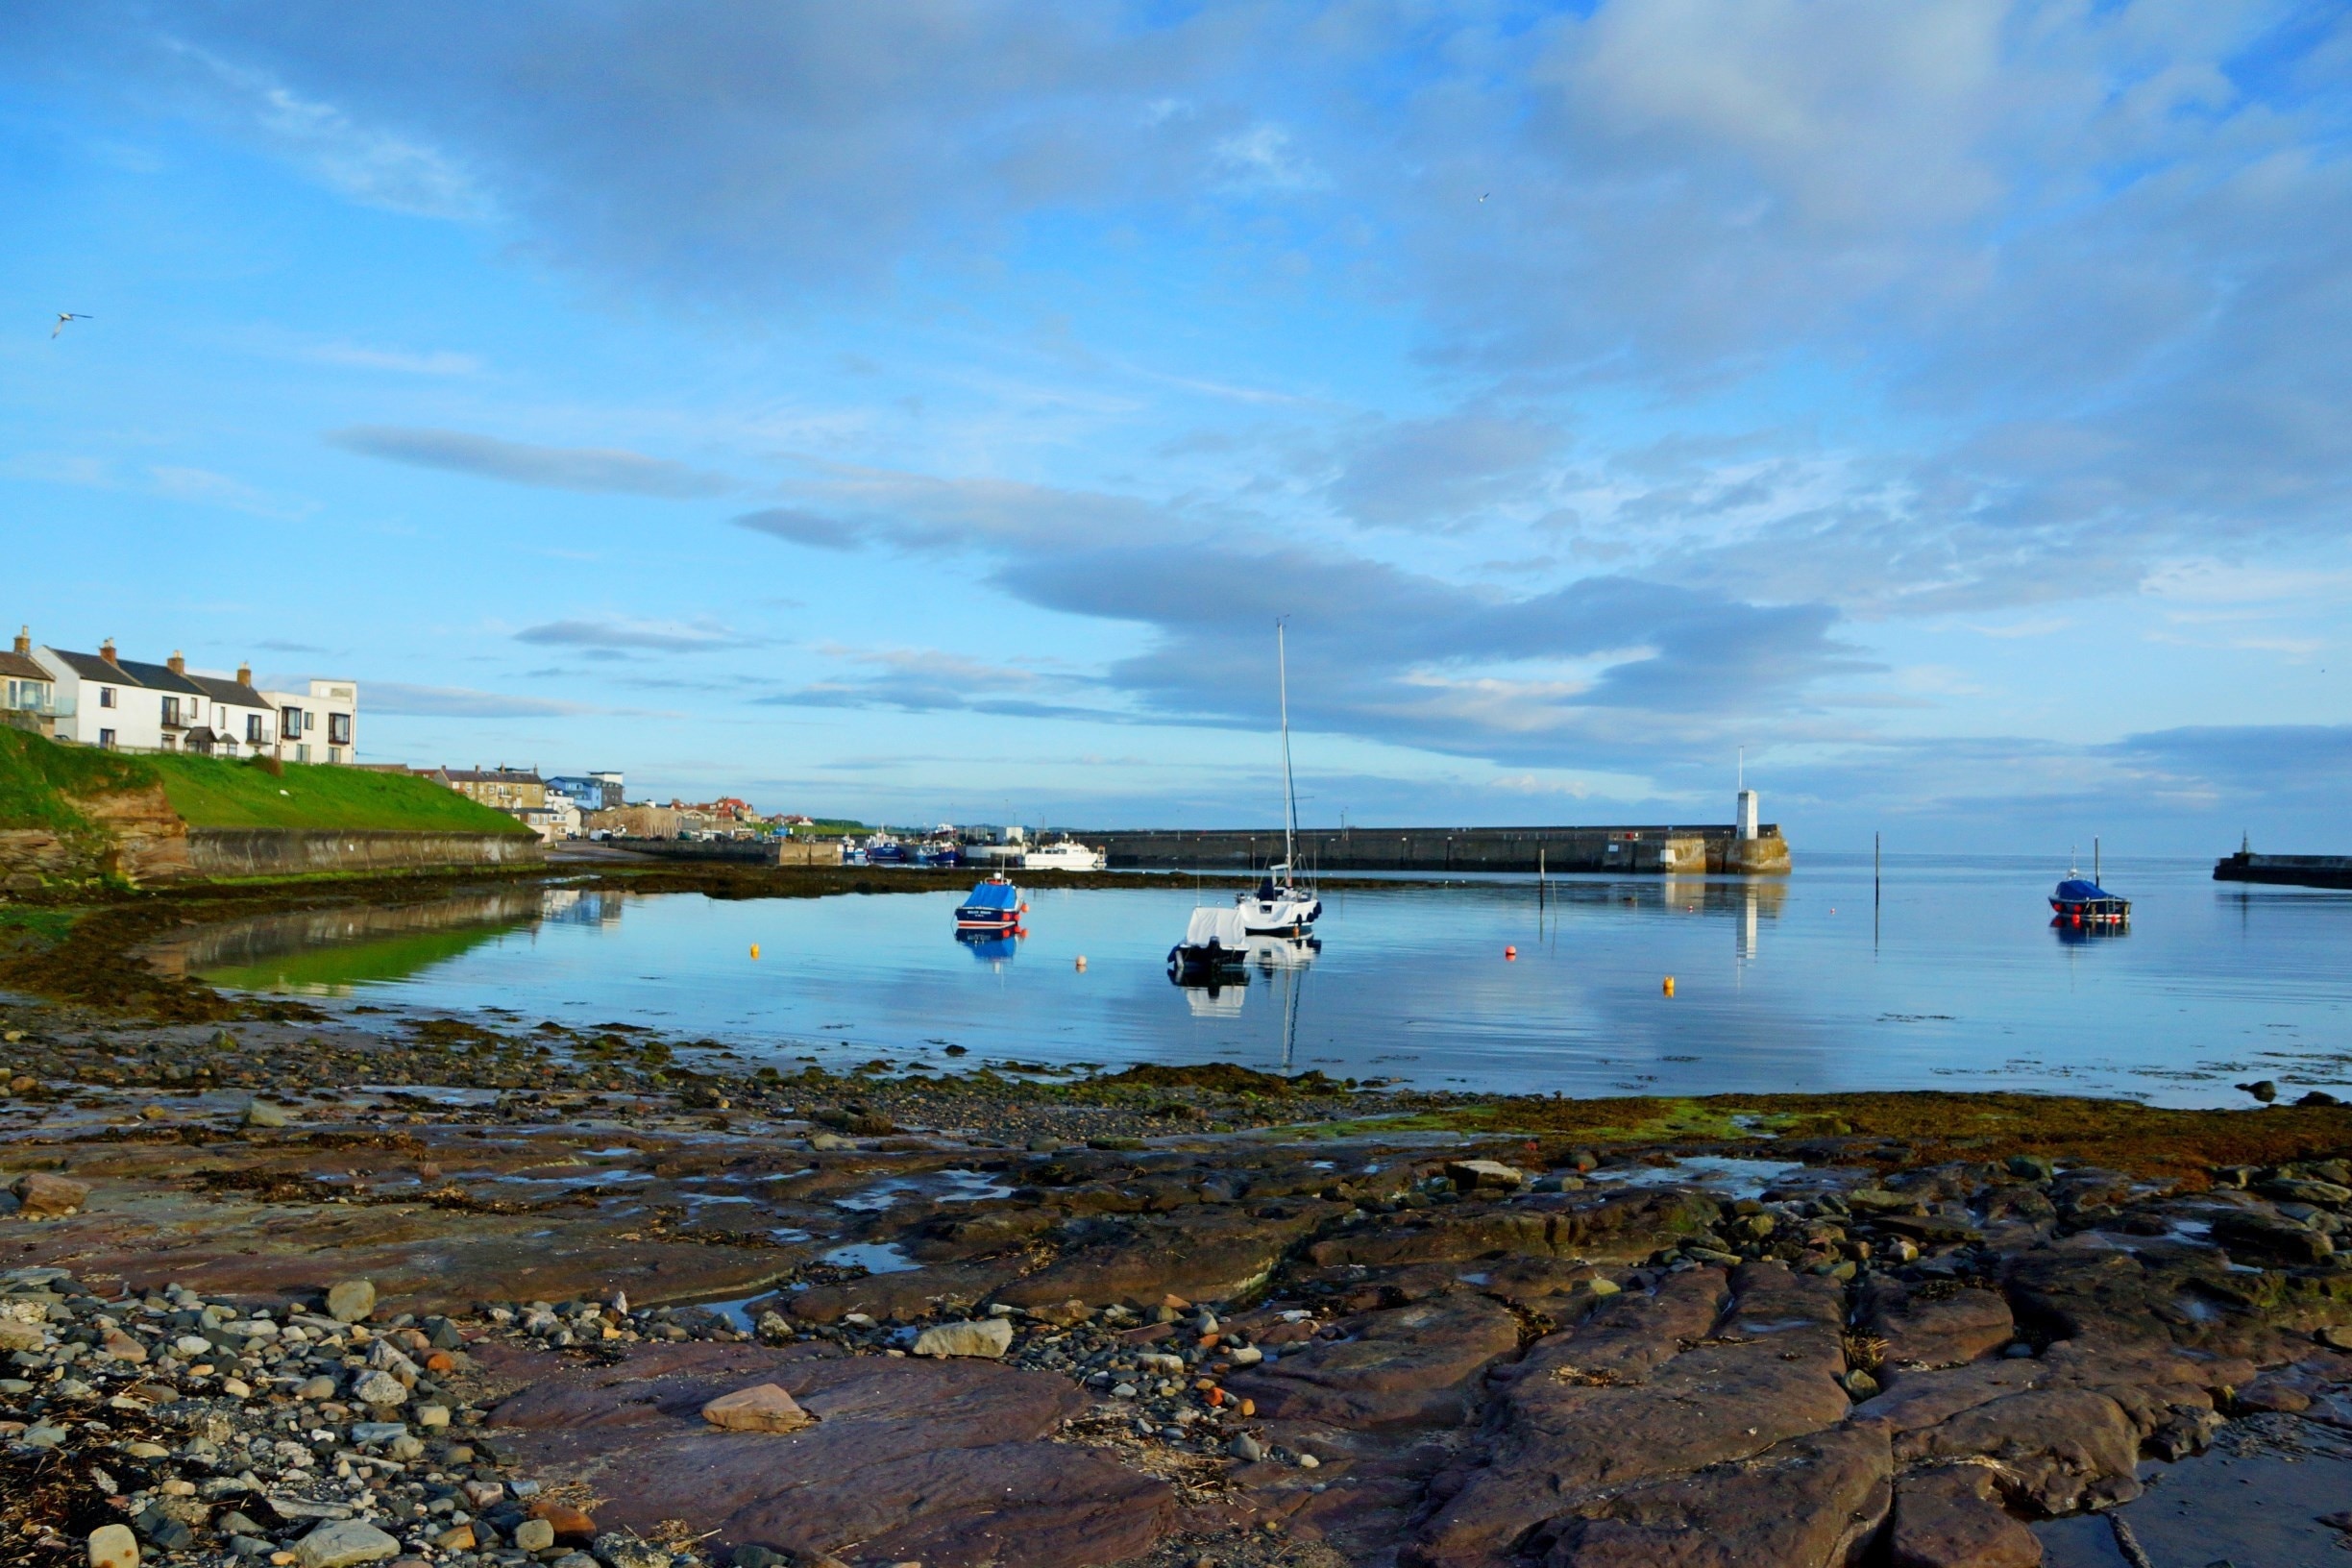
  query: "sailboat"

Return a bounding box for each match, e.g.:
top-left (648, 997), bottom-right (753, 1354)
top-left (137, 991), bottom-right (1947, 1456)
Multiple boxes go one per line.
top-left (1237, 622), bottom-right (1322, 937)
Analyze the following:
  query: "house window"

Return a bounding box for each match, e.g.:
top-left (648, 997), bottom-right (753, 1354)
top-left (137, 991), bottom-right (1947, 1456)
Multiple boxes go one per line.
top-left (99, 687), bottom-right (116, 709)
top-left (328, 712), bottom-right (352, 747)
top-left (98, 728), bottom-right (116, 748)
top-left (282, 706), bottom-right (304, 738)
top-left (246, 714), bottom-right (263, 744)
top-left (161, 696), bottom-right (183, 725)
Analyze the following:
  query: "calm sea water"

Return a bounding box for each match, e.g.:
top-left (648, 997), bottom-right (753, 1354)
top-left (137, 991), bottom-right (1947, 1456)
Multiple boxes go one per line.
top-left (172, 857), bottom-right (2352, 1107)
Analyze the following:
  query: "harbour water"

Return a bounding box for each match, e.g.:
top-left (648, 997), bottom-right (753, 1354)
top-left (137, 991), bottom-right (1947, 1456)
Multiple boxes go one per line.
top-left (168, 856), bottom-right (2352, 1107)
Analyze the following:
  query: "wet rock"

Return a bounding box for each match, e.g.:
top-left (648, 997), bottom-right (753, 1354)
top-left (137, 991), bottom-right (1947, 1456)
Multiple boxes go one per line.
top-left (1311, 1188), bottom-right (1719, 1269)
top-left (1861, 1281), bottom-right (2016, 1368)
top-left (1225, 1291), bottom-right (1520, 1429)
top-left (1445, 1160), bottom-right (1524, 1192)
top-left (995, 1207), bottom-right (1326, 1309)
top-left (1889, 1465), bottom-right (2041, 1568)
top-left (513, 1519), bottom-right (556, 1552)
top-left (912, 1316), bottom-right (1014, 1359)
top-left (2213, 1211), bottom-right (2335, 1266)
top-left (792, 1262), bottom-right (1017, 1325)
top-left (326, 1279), bottom-right (377, 1323)
top-left (1414, 1264), bottom-right (1850, 1568)
top-left (2237, 1080), bottom-right (2278, 1103)
top-left (12, 1171), bottom-right (89, 1218)
top-left (1893, 1387), bottom-right (2141, 1513)
top-left (242, 1097), bottom-right (290, 1129)
top-left (87, 1524), bottom-right (138, 1568)
top-left (292, 1520), bottom-right (401, 1568)
top-left (1541, 1426), bottom-right (1892, 1568)
top-left (702, 1383), bottom-right (818, 1432)
top-left (488, 1341), bottom-right (1170, 1568)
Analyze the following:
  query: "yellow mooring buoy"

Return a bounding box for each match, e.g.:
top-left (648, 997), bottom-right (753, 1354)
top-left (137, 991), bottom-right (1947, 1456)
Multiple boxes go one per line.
top-left (749, 943), bottom-right (761, 961)
top-left (1662, 975), bottom-right (1676, 996)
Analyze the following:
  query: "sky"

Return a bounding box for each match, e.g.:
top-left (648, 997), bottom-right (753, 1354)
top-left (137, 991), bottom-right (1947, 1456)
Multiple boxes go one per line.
top-left (3, 0), bottom-right (2348, 854)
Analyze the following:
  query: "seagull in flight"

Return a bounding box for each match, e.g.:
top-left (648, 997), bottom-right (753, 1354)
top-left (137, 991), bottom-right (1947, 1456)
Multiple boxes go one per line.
top-left (52, 312), bottom-right (92, 338)
top-left (1479, 192), bottom-right (1489, 203)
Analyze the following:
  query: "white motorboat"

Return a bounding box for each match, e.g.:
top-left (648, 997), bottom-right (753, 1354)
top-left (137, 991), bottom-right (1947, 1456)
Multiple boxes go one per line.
top-left (1237, 622), bottom-right (1321, 936)
top-left (1168, 905), bottom-right (1252, 981)
top-left (1022, 839), bottom-right (1107, 871)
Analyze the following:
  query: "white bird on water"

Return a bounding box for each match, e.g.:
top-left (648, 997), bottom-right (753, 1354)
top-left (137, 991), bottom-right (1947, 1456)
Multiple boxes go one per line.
top-left (52, 311), bottom-right (92, 338)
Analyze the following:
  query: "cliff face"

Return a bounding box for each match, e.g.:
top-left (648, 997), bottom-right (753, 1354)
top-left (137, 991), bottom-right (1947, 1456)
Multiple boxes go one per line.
top-left (0, 783), bottom-right (190, 887)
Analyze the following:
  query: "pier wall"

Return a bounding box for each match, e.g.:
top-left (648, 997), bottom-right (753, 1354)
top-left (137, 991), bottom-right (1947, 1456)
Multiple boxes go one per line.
top-left (2213, 852), bottom-right (2352, 890)
top-left (185, 828), bottom-right (544, 879)
top-left (1082, 823), bottom-right (1790, 875)
top-left (605, 837), bottom-right (844, 867)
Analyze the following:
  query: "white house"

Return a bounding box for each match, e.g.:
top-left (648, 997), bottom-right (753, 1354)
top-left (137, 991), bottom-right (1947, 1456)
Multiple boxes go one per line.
top-left (260, 677), bottom-right (359, 765)
top-left (30, 632), bottom-right (359, 761)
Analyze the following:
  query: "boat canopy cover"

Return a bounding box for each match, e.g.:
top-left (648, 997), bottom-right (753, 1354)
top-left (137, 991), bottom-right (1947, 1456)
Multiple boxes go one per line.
top-left (1183, 907), bottom-right (1250, 948)
top-left (2053, 878), bottom-right (2121, 902)
top-left (962, 879), bottom-right (1020, 912)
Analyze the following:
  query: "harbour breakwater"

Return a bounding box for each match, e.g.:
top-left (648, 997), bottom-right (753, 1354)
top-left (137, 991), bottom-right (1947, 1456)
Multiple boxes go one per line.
top-left (1085, 821), bottom-right (1790, 875)
top-left (2214, 850), bottom-right (2352, 890)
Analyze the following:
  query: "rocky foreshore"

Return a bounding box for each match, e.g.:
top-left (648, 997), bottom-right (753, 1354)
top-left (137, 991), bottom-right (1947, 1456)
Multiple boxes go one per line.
top-left (2, 996), bottom-right (2351, 1568)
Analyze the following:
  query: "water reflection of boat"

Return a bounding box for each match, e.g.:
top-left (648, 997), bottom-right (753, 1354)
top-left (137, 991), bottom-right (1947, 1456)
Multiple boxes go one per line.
top-left (1249, 933), bottom-right (1320, 972)
top-left (956, 875), bottom-right (1025, 932)
top-left (1169, 906), bottom-right (1252, 981)
top-left (1182, 982), bottom-right (1247, 1017)
top-left (955, 930), bottom-right (1019, 964)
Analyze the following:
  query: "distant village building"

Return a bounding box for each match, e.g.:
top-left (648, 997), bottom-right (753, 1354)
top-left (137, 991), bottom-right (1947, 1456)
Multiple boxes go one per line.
top-left (547, 771), bottom-right (625, 813)
top-left (434, 767), bottom-right (547, 813)
top-left (584, 803), bottom-right (681, 839)
top-left (22, 629), bottom-right (357, 761)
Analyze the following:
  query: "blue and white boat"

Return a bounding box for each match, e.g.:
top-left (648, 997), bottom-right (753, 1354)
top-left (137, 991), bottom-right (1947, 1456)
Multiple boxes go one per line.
top-left (2048, 876), bottom-right (2128, 928)
top-left (955, 874), bottom-right (1024, 932)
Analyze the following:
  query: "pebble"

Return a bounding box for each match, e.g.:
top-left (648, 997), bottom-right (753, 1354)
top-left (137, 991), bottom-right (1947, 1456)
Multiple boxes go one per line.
top-left (243, 1097), bottom-right (292, 1128)
top-left (911, 1317), bottom-right (1014, 1359)
top-left (512, 1519), bottom-right (556, 1552)
top-left (87, 1524), bottom-right (138, 1568)
top-left (325, 1280), bottom-right (376, 1324)
top-left (349, 1369), bottom-right (406, 1407)
top-left (291, 1520), bottom-right (400, 1568)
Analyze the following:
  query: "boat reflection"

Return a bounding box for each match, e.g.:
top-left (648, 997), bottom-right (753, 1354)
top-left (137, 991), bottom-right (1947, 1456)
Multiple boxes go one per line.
top-left (955, 929), bottom-right (1023, 966)
top-left (1249, 934), bottom-right (1321, 972)
top-left (1181, 981), bottom-right (1248, 1017)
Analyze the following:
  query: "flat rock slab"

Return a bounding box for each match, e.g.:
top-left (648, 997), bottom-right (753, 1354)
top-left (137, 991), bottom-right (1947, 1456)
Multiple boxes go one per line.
top-left (485, 1340), bottom-right (1171, 1568)
top-left (1225, 1291), bottom-right (1521, 1428)
top-left (1544, 1426), bottom-right (1892, 1568)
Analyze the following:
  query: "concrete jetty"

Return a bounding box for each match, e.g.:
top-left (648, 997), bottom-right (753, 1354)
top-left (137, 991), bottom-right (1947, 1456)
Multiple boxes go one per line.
top-left (2213, 849), bottom-right (2352, 889)
top-left (1084, 820), bottom-right (1789, 875)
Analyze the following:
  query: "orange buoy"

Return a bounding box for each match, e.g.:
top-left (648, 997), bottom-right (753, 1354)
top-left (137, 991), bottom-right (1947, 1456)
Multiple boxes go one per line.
top-left (1662, 975), bottom-right (1676, 996)
top-left (1505, 945), bottom-right (1517, 960)
top-left (749, 943), bottom-right (760, 960)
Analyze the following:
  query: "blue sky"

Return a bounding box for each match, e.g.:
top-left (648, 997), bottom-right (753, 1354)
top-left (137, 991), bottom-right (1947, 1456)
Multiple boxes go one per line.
top-left (4, 1), bottom-right (2348, 852)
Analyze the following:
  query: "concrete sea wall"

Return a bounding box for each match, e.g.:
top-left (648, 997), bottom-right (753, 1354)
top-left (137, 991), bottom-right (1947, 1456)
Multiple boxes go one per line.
top-left (185, 828), bottom-right (544, 878)
top-left (1084, 823), bottom-right (1791, 875)
top-left (605, 837), bottom-right (845, 867)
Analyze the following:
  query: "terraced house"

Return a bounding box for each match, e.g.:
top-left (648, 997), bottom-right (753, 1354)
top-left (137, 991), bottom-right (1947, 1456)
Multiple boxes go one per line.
top-left (21, 629), bottom-right (359, 761)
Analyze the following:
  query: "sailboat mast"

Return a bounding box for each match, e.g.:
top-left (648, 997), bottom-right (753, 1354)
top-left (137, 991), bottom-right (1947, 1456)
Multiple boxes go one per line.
top-left (1278, 621), bottom-right (1298, 876)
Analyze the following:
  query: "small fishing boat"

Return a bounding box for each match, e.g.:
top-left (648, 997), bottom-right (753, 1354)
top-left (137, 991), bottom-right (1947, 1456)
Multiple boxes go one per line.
top-left (1167, 905), bottom-right (1251, 981)
top-left (955, 874), bottom-right (1025, 931)
top-left (866, 837), bottom-right (911, 866)
top-left (2048, 876), bottom-right (2129, 928)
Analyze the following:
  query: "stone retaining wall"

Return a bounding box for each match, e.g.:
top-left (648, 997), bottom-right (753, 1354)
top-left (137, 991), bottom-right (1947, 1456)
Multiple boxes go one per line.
top-left (186, 827), bottom-right (544, 878)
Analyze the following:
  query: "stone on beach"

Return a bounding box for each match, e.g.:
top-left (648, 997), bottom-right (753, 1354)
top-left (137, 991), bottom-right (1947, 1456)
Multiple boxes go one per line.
top-left (326, 1278), bottom-right (376, 1323)
top-left (242, 1096), bottom-right (291, 1128)
top-left (291, 1520), bottom-right (401, 1568)
top-left (12, 1170), bottom-right (90, 1218)
top-left (702, 1382), bottom-right (819, 1432)
top-left (1444, 1159), bottom-right (1524, 1191)
top-left (86, 1524), bottom-right (138, 1568)
top-left (912, 1316), bottom-right (1015, 1359)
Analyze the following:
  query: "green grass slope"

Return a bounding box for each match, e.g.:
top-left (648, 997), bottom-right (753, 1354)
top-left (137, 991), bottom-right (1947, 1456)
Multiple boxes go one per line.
top-left (0, 725), bottom-right (155, 833)
top-left (149, 754), bottom-right (532, 834)
top-left (0, 728), bottom-right (529, 837)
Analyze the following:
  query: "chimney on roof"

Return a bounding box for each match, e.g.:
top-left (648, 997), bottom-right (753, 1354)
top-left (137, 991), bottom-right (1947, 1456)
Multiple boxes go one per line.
top-left (12, 626), bottom-right (28, 656)
top-left (168, 650), bottom-right (186, 675)
top-left (236, 662), bottom-right (252, 686)
top-left (100, 638), bottom-right (118, 664)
